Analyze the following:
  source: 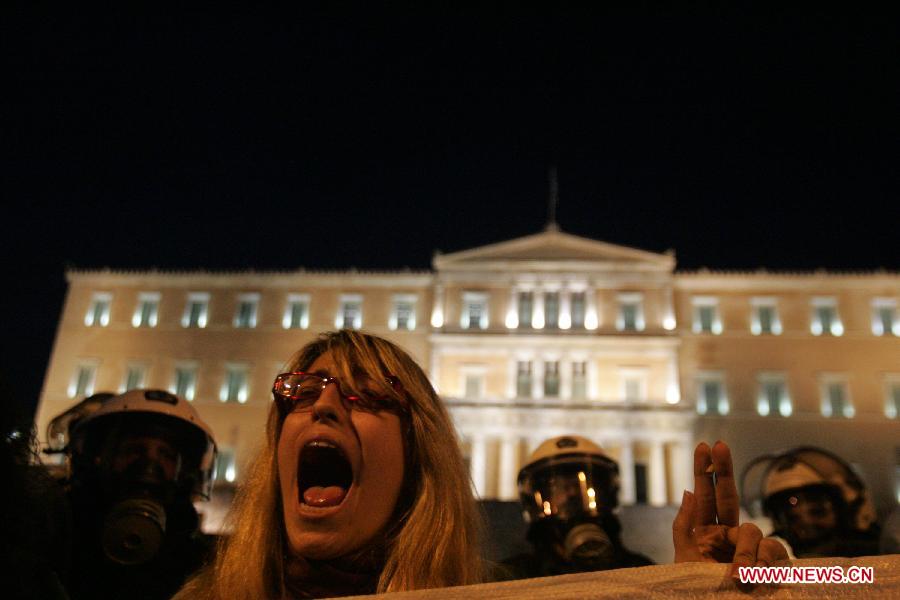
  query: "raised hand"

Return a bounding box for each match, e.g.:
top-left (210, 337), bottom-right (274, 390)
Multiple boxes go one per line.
top-left (673, 441), bottom-right (788, 577)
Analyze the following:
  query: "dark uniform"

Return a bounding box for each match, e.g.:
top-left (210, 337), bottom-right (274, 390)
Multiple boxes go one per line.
top-left (64, 488), bottom-right (216, 600)
top-left (46, 389), bottom-right (218, 600)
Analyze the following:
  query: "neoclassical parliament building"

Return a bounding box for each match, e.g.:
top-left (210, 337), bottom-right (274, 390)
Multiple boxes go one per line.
top-left (34, 227), bottom-right (900, 516)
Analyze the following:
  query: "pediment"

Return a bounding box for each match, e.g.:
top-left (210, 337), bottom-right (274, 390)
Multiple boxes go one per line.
top-left (433, 228), bottom-right (675, 272)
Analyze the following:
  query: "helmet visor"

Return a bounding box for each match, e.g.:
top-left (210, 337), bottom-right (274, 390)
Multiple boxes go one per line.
top-left (764, 483), bottom-right (843, 541)
top-left (519, 455), bottom-right (618, 523)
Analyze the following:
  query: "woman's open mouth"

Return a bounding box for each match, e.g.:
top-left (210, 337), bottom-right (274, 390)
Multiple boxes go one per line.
top-left (297, 440), bottom-right (354, 508)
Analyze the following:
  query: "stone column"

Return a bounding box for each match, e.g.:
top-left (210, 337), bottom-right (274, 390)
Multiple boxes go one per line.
top-left (532, 359), bottom-right (544, 399)
top-left (429, 349), bottom-right (441, 395)
top-left (506, 288), bottom-right (519, 329)
top-left (673, 439), bottom-right (693, 497)
top-left (533, 291), bottom-right (545, 329)
top-left (498, 437), bottom-right (519, 500)
top-left (506, 358), bottom-right (517, 399)
top-left (559, 288), bottom-right (572, 329)
top-left (430, 284), bottom-right (445, 328)
top-left (666, 356), bottom-right (681, 404)
top-left (470, 436), bottom-right (487, 499)
top-left (559, 358), bottom-right (572, 400)
top-left (619, 440), bottom-right (636, 505)
top-left (585, 286), bottom-right (599, 329)
top-left (649, 440), bottom-right (667, 506)
top-left (663, 285), bottom-right (676, 330)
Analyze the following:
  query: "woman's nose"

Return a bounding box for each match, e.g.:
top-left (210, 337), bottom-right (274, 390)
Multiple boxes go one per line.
top-left (312, 380), bottom-right (347, 422)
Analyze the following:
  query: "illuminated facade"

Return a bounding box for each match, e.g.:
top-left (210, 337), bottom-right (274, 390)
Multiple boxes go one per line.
top-left (34, 228), bottom-right (900, 515)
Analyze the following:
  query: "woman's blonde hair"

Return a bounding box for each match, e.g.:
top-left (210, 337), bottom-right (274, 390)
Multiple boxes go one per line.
top-left (175, 330), bottom-right (484, 599)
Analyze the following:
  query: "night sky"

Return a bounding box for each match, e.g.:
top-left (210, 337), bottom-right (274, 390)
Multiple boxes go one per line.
top-left (4, 7), bottom-right (899, 420)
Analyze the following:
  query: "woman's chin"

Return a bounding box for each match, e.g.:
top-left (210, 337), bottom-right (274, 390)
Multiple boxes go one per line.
top-left (284, 494), bottom-right (361, 559)
top-left (287, 527), bottom-right (376, 561)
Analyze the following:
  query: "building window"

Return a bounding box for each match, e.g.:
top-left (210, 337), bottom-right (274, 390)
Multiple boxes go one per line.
top-left (696, 374), bottom-right (728, 415)
top-left (872, 298), bottom-right (899, 336)
top-left (620, 305), bottom-right (639, 331)
top-left (132, 292), bottom-right (160, 328)
top-left (390, 295), bottom-right (417, 331)
top-left (233, 293), bottom-right (260, 328)
top-left (884, 378), bottom-right (900, 419)
top-left (544, 292), bottom-right (560, 329)
top-left (215, 447), bottom-right (237, 483)
top-left (336, 294), bottom-right (362, 330)
top-left (623, 379), bottom-right (641, 403)
top-left (617, 293), bottom-right (645, 332)
top-left (282, 294), bottom-right (310, 329)
top-left (544, 361), bottom-right (560, 397)
top-left (516, 361), bottom-right (532, 398)
top-left (122, 364), bottom-right (146, 392)
top-left (461, 366), bottom-right (486, 399)
top-left (570, 292), bottom-right (586, 329)
top-left (811, 297), bottom-right (843, 336)
top-left (571, 362), bottom-right (587, 399)
top-left (820, 376), bottom-right (853, 418)
top-left (757, 373), bottom-right (791, 416)
top-left (85, 292), bottom-right (112, 327)
top-left (619, 368), bottom-right (648, 403)
top-left (625, 379), bottom-right (641, 402)
top-left (464, 375), bottom-right (481, 399)
top-left (68, 362), bottom-right (98, 398)
top-left (461, 292), bottom-right (488, 330)
top-left (172, 364), bottom-right (198, 401)
top-left (182, 293), bottom-right (210, 328)
top-left (751, 297), bottom-right (782, 335)
top-left (220, 365), bottom-right (249, 404)
top-left (692, 297), bottom-right (722, 334)
top-left (518, 291), bottom-right (533, 328)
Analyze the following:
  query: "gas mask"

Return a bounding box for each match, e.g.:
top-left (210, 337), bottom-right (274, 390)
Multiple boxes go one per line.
top-left (99, 433), bottom-right (182, 565)
top-left (518, 436), bottom-right (622, 571)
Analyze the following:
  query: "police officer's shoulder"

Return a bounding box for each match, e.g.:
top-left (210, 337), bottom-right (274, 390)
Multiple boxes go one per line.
top-left (619, 549), bottom-right (654, 568)
top-left (493, 552), bottom-right (544, 581)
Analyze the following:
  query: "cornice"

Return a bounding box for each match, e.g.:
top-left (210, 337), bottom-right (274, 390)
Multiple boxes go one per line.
top-left (66, 268), bottom-right (434, 288)
top-left (674, 270), bottom-right (900, 291)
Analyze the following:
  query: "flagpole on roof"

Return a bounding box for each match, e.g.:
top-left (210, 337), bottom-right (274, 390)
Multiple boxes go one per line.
top-left (546, 165), bottom-right (560, 232)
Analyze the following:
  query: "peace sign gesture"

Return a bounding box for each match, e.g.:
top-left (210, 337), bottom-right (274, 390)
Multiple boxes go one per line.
top-left (673, 441), bottom-right (788, 577)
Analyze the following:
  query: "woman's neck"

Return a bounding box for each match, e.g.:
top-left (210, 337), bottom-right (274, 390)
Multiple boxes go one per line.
top-left (283, 543), bottom-right (385, 599)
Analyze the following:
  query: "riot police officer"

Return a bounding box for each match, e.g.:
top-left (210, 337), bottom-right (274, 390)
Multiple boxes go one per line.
top-left (742, 446), bottom-right (880, 558)
top-left (54, 389), bottom-right (217, 600)
top-left (498, 435), bottom-right (652, 580)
